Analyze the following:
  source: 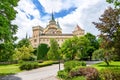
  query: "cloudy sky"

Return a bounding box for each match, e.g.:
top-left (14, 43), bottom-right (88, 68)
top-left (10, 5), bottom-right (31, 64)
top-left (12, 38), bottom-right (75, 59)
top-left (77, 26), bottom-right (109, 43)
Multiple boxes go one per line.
top-left (12, 0), bottom-right (112, 40)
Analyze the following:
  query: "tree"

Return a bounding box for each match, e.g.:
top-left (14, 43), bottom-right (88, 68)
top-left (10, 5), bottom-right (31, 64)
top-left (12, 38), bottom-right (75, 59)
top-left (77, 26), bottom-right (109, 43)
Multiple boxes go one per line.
top-left (93, 7), bottom-right (120, 60)
top-left (0, 0), bottom-right (19, 61)
top-left (37, 43), bottom-right (49, 60)
top-left (77, 36), bottom-right (90, 60)
top-left (61, 38), bottom-right (77, 60)
top-left (61, 36), bottom-right (90, 60)
top-left (13, 45), bottom-right (35, 61)
top-left (106, 0), bottom-right (120, 8)
top-left (47, 38), bottom-right (59, 60)
top-left (17, 37), bottom-right (30, 48)
top-left (85, 33), bottom-right (99, 60)
top-left (93, 49), bottom-right (113, 66)
top-left (0, 0), bottom-right (19, 42)
top-left (0, 42), bottom-right (14, 61)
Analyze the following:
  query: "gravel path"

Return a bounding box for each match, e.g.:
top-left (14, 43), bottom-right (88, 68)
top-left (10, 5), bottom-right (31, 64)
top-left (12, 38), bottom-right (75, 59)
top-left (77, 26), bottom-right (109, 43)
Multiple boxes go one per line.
top-left (0, 61), bottom-right (102, 80)
top-left (1, 64), bottom-right (64, 80)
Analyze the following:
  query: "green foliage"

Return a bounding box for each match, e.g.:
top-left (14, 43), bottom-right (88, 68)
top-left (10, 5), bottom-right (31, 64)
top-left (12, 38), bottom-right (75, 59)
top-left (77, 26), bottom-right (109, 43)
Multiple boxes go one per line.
top-left (61, 36), bottom-right (90, 60)
top-left (85, 33), bottom-right (99, 50)
top-left (93, 7), bottom-right (120, 60)
top-left (64, 61), bottom-right (86, 72)
top-left (37, 43), bottom-right (49, 60)
top-left (93, 49), bottom-right (113, 66)
top-left (85, 33), bottom-right (99, 60)
top-left (19, 61), bottom-right (39, 70)
top-left (0, 0), bottom-right (19, 62)
top-left (0, 42), bottom-right (14, 61)
top-left (0, 0), bottom-right (19, 42)
top-left (38, 61), bottom-right (54, 67)
top-left (17, 38), bottom-right (30, 48)
top-left (13, 45), bottom-right (35, 61)
top-left (106, 0), bottom-right (120, 8)
top-left (57, 70), bottom-right (69, 79)
top-left (100, 67), bottom-right (120, 80)
top-left (47, 38), bottom-right (59, 60)
top-left (92, 49), bottom-right (104, 60)
top-left (71, 76), bottom-right (86, 80)
top-left (0, 64), bottom-right (20, 75)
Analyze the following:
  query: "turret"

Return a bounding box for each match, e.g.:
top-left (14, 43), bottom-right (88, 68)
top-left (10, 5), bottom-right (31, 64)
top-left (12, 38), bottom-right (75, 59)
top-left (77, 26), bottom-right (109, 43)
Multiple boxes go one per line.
top-left (73, 25), bottom-right (85, 36)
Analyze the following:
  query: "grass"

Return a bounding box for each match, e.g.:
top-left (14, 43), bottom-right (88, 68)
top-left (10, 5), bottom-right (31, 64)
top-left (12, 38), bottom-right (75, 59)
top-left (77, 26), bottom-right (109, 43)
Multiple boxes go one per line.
top-left (91, 61), bottom-right (120, 70)
top-left (0, 64), bottom-right (21, 75)
top-left (0, 60), bottom-right (59, 75)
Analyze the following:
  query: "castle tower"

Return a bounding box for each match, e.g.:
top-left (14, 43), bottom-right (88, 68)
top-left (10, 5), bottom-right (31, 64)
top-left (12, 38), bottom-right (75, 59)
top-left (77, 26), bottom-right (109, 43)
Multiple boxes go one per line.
top-left (30, 26), bottom-right (44, 47)
top-left (73, 25), bottom-right (85, 36)
top-left (43, 13), bottom-right (62, 34)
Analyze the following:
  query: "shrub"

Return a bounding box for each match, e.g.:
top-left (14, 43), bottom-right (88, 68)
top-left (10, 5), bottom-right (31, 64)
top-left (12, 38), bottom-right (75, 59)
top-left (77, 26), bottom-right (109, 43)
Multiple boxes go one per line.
top-left (57, 70), bottom-right (69, 79)
top-left (38, 61), bottom-right (54, 67)
top-left (19, 62), bottom-right (39, 70)
top-left (70, 67), bottom-right (99, 80)
top-left (100, 67), bottom-right (120, 80)
top-left (71, 76), bottom-right (86, 80)
top-left (64, 61), bottom-right (86, 72)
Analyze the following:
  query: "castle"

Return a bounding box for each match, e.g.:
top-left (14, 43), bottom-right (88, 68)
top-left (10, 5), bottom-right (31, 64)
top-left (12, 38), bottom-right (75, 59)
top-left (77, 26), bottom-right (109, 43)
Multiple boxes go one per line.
top-left (29, 14), bottom-right (85, 47)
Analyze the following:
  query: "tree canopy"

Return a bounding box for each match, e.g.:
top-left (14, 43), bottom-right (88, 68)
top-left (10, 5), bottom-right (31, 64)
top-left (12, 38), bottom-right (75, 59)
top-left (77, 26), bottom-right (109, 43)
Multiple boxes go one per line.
top-left (0, 0), bottom-right (19, 42)
top-left (37, 43), bottom-right (49, 60)
top-left (106, 0), bottom-right (120, 8)
top-left (93, 7), bottom-right (120, 60)
top-left (61, 36), bottom-right (90, 60)
top-left (0, 0), bottom-right (19, 61)
top-left (47, 38), bottom-right (59, 60)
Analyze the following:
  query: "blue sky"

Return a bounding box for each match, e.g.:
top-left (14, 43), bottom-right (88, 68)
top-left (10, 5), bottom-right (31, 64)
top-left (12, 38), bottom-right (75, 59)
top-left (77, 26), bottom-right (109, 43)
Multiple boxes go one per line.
top-left (12, 0), bottom-right (112, 40)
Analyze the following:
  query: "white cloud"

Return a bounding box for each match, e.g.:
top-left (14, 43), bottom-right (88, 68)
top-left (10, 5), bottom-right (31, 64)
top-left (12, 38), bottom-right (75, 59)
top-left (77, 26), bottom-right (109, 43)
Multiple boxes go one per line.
top-left (12, 0), bottom-right (113, 41)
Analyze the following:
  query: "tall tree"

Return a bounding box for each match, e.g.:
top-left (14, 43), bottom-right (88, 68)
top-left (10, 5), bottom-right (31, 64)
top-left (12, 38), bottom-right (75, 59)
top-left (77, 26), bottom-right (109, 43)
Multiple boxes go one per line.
top-left (77, 36), bottom-right (90, 60)
top-left (93, 7), bottom-right (120, 60)
top-left (0, 0), bottom-right (19, 42)
top-left (47, 38), bottom-right (59, 60)
top-left (85, 33), bottom-right (99, 60)
top-left (61, 37), bottom-right (78, 60)
top-left (0, 0), bottom-right (19, 61)
top-left (61, 36), bottom-right (90, 60)
top-left (0, 42), bottom-right (14, 61)
top-left (37, 43), bottom-right (49, 60)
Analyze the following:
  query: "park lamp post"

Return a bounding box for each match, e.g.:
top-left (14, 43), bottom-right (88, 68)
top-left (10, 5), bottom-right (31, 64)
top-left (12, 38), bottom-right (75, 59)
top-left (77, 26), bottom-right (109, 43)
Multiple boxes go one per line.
top-left (59, 55), bottom-right (60, 70)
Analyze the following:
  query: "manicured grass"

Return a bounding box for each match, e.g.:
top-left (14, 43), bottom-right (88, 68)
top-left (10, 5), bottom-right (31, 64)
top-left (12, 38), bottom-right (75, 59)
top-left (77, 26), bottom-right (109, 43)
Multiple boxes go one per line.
top-left (0, 64), bottom-right (21, 75)
top-left (91, 61), bottom-right (120, 70)
top-left (0, 60), bottom-right (59, 75)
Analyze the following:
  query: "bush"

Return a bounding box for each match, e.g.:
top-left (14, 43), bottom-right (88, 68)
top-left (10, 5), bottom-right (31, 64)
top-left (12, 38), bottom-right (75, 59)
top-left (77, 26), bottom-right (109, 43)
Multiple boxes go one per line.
top-left (57, 70), bottom-right (69, 79)
top-left (19, 62), bottom-right (39, 70)
top-left (38, 61), bottom-right (54, 67)
top-left (100, 67), bottom-right (120, 80)
top-left (70, 67), bottom-right (99, 80)
top-left (64, 61), bottom-right (86, 72)
top-left (71, 76), bottom-right (86, 80)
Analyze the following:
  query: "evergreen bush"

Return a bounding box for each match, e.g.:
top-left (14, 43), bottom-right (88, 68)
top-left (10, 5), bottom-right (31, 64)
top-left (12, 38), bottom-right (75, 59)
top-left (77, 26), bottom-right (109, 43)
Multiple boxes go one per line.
top-left (19, 62), bottom-right (39, 70)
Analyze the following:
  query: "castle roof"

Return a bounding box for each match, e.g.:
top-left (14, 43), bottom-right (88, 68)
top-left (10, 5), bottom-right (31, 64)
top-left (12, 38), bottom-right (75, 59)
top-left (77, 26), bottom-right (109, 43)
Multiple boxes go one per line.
top-left (74, 25), bottom-right (84, 31)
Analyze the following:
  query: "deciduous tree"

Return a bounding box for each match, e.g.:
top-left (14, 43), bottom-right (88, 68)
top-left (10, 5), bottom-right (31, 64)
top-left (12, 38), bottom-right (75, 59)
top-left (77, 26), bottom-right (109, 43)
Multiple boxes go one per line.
top-left (37, 43), bottom-right (49, 60)
top-left (93, 7), bottom-right (120, 60)
top-left (47, 39), bottom-right (59, 60)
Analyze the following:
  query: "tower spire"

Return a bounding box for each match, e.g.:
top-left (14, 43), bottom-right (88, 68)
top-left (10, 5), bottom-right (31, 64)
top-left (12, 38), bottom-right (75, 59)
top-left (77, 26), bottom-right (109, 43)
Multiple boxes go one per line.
top-left (51, 12), bottom-right (55, 21)
top-left (57, 20), bottom-right (61, 29)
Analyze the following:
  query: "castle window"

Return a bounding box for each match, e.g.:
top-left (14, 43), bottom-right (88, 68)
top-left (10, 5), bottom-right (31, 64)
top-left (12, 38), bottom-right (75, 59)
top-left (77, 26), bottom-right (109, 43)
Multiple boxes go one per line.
top-left (34, 39), bottom-right (37, 42)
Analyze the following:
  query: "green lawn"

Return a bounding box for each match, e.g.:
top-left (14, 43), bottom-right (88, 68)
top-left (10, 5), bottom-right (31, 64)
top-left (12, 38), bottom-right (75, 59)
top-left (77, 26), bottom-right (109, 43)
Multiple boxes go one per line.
top-left (0, 60), bottom-right (58, 75)
top-left (0, 64), bottom-right (21, 75)
top-left (91, 61), bottom-right (120, 70)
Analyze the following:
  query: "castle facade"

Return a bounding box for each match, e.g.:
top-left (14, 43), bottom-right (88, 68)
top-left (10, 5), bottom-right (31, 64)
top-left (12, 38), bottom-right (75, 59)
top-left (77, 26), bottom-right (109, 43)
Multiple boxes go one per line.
top-left (30, 14), bottom-right (85, 47)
